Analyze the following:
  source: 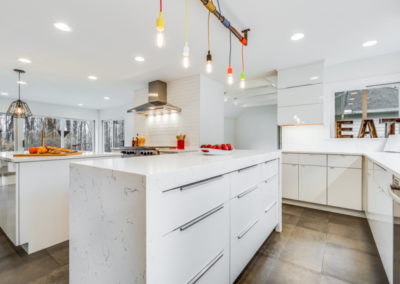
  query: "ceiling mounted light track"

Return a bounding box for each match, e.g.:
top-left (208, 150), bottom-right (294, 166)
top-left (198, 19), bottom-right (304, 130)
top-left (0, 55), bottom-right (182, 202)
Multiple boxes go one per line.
top-left (199, 0), bottom-right (250, 46)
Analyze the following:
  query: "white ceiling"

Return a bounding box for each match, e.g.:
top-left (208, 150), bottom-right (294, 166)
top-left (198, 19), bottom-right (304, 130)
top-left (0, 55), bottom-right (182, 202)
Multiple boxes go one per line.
top-left (0, 0), bottom-right (399, 109)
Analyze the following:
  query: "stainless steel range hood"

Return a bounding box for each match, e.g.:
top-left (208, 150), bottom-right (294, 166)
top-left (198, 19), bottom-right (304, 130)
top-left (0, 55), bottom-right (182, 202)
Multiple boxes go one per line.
top-left (127, 80), bottom-right (181, 115)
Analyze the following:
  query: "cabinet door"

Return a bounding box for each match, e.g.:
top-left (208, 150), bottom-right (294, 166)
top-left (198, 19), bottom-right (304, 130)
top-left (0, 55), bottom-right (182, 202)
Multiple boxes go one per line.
top-left (282, 164), bottom-right (298, 200)
top-left (278, 84), bottom-right (323, 107)
top-left (328, 167), bottom-right (362, 210)
top-left (278, 62), bottom-right (323, 88)
top-left (299, 165), bottom-right (327, 205)
top-left (278, 104), bottom-right (323, 125)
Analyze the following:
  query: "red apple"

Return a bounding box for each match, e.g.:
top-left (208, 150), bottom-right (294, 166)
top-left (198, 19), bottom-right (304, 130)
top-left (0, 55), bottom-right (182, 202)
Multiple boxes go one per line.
top-left (200, 145), bottom-right (206, 148)
top-left (227, 144), bottom-right (233, 150)
top-left (206, 144), bottom-right (212, 148)
top-left (221, 144), bottom-right (228, 151)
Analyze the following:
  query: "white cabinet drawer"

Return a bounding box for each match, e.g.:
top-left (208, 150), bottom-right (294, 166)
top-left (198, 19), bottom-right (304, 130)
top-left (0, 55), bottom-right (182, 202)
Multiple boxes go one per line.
top-left (298, 154), bottom-right (326, 166)
top-left (261, 159), bottom-right (279, 180)
top-left (328, 167), bottom-right (362, 210)
top-left (278, 84), bottom-right (323, 107)
top-left (259, 175), bottom-right (278, 210)
top-left (299, 165), bottom-right (327, 205)
top-left (231, 164), bottom-right (262, 198)
top-left (278, 104), bottom-right (323, 125)
top-left (282, 164), bottom-right (299, 200)
top-left (231, 217), bottom-right (261, 282)
top-left (231, 185), bottom-right (261, 239)
top-left (328, 155), bottom-right (362, 169)
top-left (282, 153), bottom-right (299, 164)
top-left (159, 204), bottom-right (229, 284)
top-left (159, 175), bottom-right (229, 234)
top-left (257, 202), bottom-right (278, 248)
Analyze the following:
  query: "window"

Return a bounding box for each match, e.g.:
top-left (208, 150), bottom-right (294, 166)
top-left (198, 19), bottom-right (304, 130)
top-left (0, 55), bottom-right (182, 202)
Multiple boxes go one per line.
top-left (23, 116), bottom-right (95, 151)
top-left (24, 116), bottom-right (61, 150)
top-left (102, 120), bottom-right (124, 152)
top-left (0, 114), bottom-right (14, 151)
top-left (335, 84), bottom-right (400, 137)
top-left (64, 119), bottom-right (95, 151)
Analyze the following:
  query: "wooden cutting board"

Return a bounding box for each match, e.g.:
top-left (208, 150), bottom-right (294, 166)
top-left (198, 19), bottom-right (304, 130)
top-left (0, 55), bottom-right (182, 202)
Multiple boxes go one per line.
top-left (13, 152), bottom-right (83, 157)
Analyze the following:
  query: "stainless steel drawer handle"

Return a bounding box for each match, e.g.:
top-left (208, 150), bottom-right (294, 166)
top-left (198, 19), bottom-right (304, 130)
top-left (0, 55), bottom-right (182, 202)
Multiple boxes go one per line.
top-left (238, 165), bottom-right (257, 173)
top-left (264, 201), bottom-right (277, 213)
top-left (264, 174), bottom-right (277, 184)
top-left (237, 220), bottom-right (258, 240)
top-left (237, 186), bottom-right (258, 199)
top-left (187, 251), bottom-right (224, 284)
top-left (179, 204), bottom-right (224, 232)
top-left (163, 175), bottom-right (223, 193)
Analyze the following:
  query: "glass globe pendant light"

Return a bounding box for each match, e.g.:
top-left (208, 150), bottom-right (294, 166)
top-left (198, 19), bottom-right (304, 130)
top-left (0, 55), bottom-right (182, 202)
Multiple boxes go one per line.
top-left (6, 69), bottom-right (32, 118)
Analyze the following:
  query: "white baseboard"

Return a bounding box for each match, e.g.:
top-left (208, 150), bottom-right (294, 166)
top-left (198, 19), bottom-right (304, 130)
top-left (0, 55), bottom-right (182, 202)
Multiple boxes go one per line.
top-left (282, 199), bottom-right (366, 218)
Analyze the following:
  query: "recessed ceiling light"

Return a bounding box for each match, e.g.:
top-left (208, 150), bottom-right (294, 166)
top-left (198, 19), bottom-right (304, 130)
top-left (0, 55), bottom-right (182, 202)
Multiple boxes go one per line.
top-left (54, 22), bottom-right (72, 32)
top-left (134, 56), bottom-right (145, 62)
top-left (104, 96), bottom-right (110, 100)
top-left (310, 76), bottom-right (319, 80)
top-left (362, 40), bottom-right (377, 47)
top-left (88, 75), bottom-right (98, 80)
top-left (77, 103), bottom-right (83, 107)
top-left (291, 33), bottom-right (304, 41)
top-left (17, 80), bottom-right (26, 85)
top-left (18, 58), bottom-right (31, 64)
top-left (1, 92), bottom-right (8, 96)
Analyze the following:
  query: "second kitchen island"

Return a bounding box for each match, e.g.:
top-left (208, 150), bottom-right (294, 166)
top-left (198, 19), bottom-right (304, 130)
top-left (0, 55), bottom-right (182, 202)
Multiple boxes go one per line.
top-left (70, 150), bottom-right (281, 284)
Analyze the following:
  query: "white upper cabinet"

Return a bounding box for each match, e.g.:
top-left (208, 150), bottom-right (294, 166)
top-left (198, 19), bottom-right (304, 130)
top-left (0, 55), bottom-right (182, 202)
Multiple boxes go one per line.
top-left (278, 84), bottom-right (324, 107)
top-left (278, 104), bottom-right (323, 125)
top-left (278, 62), bottom-right (324, 89)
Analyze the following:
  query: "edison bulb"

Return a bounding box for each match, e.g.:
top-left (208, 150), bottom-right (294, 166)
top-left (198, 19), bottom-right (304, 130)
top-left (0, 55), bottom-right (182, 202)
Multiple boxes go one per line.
top-left (182, 56), bottom-right (190, 69)
top-left (206, 62), bottom-right (212, 73)
top-left (240, 78), bottom-right (245, 89)
top-left (156, 31), bottom-right (165, 48)
top-left (227, 74), bottom-right (234, 85)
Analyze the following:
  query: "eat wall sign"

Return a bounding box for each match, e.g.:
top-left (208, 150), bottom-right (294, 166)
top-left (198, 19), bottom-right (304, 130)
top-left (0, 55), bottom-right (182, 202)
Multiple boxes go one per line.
top-left (336, 118), bottom-right (400, 138)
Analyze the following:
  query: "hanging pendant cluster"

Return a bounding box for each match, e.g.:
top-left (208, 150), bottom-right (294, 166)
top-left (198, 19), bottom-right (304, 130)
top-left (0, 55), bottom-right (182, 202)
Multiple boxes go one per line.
top-left (154, 0), bottom-right (250, 87)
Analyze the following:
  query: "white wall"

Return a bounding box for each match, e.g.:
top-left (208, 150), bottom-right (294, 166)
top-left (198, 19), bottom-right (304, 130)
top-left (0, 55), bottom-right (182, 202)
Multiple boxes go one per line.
top-left (134, 75), bottom-right (224, 148)
top-left (234, 105), bottom-right (278, 151)
top-left (200, 76), bottom-right (224, 145)
top-left (224, 117), bottom-right (236, 146)
top-left (282, 52), bottom-right (400, 151)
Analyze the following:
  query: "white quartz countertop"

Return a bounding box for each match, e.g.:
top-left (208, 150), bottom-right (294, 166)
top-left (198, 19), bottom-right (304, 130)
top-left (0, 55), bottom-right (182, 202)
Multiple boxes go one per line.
top-left (0, 151), bottom-right (121, 163)
top-left (283, 149), bottom-right (400, 176)
top-left (72, 150), bottom-right (280, 178)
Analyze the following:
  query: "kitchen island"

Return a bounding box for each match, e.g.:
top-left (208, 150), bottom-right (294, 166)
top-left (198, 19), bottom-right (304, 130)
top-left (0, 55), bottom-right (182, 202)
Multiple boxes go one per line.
top-left (69, 150), bottom-right (281, 284)
top-left (0, 152), bottom-right (120, 254)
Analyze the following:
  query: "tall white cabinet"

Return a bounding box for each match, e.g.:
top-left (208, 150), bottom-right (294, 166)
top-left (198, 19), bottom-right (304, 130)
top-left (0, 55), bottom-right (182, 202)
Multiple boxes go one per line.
top-left (277, 62), bottom-right (324, 126)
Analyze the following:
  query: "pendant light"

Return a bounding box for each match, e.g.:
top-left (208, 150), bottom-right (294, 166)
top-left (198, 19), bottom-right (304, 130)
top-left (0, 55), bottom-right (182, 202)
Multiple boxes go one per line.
top-left (182, 0), bottom-right (190, 69)
top-left (6, 69), bottom-right (32, 118)
top-left (205, 12), bottom-right (212, 73)
top-left (227, 31), bottom-right (233, 85)
top-left (156, 0), bottom-right (165, 48)
top-left (240, 45), bottom-right (246, 89)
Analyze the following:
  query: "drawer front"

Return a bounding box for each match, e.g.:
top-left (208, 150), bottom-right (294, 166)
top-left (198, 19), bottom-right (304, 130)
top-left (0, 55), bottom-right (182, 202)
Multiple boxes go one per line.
top-left (282, 153), bottom-right (299, 164)
top-left (231, 164), bottom-right (262, 198)
top-left (282, 164), bottom-right (299, 200)
top-left (160, 175), bottom-right (229, 235)
top-left (231, 217), bottom-right (262, 282)
top-left (231, 185), bottom-right (261, 238)
top-left (298, 154), bottom-right (326, 166)
top-left (328, 167), bottom-right (362, 210)
top-left (158, 204), bottom-right (229, 284)
top-left (328, 155), bottom-right (362, 169)
top-left (259, 174), bottom-right (278, 210)
top-left (262, 159), bottom-right (279, 180)
top-left (257, 202), bottom-right (278, 247)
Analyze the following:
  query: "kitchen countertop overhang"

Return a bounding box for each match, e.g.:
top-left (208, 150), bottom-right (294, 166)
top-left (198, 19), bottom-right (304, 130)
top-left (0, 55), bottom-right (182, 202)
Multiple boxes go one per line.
top-left (0, 152), bottom-right (121, 163)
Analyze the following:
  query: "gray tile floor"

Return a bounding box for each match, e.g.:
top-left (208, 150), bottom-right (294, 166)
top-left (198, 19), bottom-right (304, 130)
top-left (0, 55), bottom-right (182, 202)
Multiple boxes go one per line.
top-left (0, 204), bottom-right (388, 284)
top-left (236, 204), bottom-right (388, 284)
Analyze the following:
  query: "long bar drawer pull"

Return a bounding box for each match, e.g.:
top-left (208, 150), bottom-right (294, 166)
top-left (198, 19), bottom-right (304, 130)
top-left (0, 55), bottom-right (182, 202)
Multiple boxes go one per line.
top-left (238, 165), bottom-right (257, 172)
top-left (187, 251), bottom-right (224, 284)
top-left (264, 174), bottom-right (277, 184)
top-left (237, 186), bottom-right (258, 199)
top-left (179, 205), bottom-right (224, 232)
top-left (264, 201), bottom-right (277, 213)
top-left (163, 175), bottom-right (223, 193)
top-left (237, 220), bottom-right (258, 240)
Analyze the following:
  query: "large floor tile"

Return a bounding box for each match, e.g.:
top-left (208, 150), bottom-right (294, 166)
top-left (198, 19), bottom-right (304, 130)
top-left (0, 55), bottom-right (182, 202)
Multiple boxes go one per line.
top-left (28, 264), bottom-right (69, 284)
top-left (235, 255), bottom-right (277, 284)
top-left (0, 235), bottom-right (17, 260)
top-left (297, 216), bottom-right (329, 233)
top-left (323, 243), bottom-right (388, 284)
top-left (258, 223), bottom-right (295, 258)
top-left (327, 222), bottom-right (371, 242)
top-left (46, 242), bottom-right (69, 266)
top-left (326, 233), bottom-right (378, 256)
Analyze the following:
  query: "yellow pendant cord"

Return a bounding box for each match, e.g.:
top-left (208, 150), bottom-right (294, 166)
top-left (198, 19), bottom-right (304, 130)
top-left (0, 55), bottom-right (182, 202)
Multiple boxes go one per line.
top-left (185, 0), bottom-right (188, 42)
